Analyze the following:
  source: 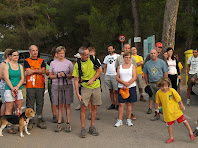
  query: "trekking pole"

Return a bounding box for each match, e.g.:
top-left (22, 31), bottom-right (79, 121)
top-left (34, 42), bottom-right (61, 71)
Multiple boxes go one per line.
top-left (57, 72), bottom-right (60, 124)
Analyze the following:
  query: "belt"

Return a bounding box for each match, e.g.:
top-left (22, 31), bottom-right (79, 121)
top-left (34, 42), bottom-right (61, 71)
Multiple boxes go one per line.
top-left (150, 82), bottom-right (157, 84)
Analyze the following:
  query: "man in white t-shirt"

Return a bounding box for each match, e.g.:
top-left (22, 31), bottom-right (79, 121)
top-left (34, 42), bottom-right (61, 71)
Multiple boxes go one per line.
top-left (104, 44), bottom-right (120, 110)
top-left (187, 48), bottom-right (198, 106)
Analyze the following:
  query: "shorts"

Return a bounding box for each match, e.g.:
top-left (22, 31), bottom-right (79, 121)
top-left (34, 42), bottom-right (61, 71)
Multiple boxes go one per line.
top-left (136, 74), bottom-right (144, 89)
top-left (52, 84), bottom-right (73, 105)
top-left (1, 89), bottom-right (6, 103)
top-left (105, 75), bottom-right (118, 91)
top-left (4, 90), bottom-right (23, 102)
top-left (187, 74), bottom-right (197, 87)
top-left (149, 83), bottom-right (160, 101)
top-left (81, 87), bottom-right (102, 107)
top-left (166, 115), bottom-right (186, 126)
top-left (118, 86), bottom-right (137, 103)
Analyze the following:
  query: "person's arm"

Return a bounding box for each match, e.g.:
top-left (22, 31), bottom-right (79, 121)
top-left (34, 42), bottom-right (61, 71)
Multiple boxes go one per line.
top-left (187, 64), bottom-right (190, 74)
top-left (87, 66), bottom-right (102, 85)
top-left (0, 62), bottom-right (5, 80)
top-left (4, 64), bottom-right (14, 90)
top-left (144, 73), bottom-right (149, 86)
top-left (74, 77), bottom-right (81, 102)
top-left (164, 72), bottom-right (168, 78)
top-left (179, 100), bottom-right (185, 110)
top-left (13, 64), bottom-right (24, 91)
top-left (137, 61), bottom-right (144, 67)
top-left (175, 59), bottom-right (180, 76)
top-left (103, 64), bottom-right (107, 75)
top-left (25, 60), bottom-right (46, 75)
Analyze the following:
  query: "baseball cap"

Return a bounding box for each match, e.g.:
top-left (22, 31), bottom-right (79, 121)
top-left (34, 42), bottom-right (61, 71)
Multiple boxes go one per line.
top-left (119, 88), bottom-right (130, 99)
top-left (74, 53), bottom-right (81, 58)
top-left (155, 42), bottom-right (163, 48)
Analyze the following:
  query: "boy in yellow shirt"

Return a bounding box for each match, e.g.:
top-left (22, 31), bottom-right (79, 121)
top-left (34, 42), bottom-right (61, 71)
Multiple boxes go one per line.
top-left (156, 77), bottom-right (195, 143)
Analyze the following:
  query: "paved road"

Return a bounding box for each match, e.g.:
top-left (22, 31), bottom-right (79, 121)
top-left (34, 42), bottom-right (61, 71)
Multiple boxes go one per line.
top-left (0, 74), bottom-right (198, 148)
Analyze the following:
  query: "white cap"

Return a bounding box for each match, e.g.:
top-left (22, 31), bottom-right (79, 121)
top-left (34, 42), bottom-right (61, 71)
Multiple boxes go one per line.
top-left (74, 53), bottom-right (81, 58)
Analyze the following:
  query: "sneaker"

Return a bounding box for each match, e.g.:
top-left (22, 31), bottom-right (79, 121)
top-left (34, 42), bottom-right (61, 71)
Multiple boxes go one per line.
top-left (131, 113), bottom-right (136, 120)
top-left (126, 119), bottom-right (133, 126)
top-left (65, 123), bottom-right (71, 132)
top-left (54, 124), bottom-right (62, 132)
top-left (37, 118), bottom-right (47, 129)
top-left (140, 95), bottom-right (146, 102)
top-left (186, 99), bottom-right (190, 106)
top-left (53, 116), bottom-right (58, 123)
top-left (114, 119), bottom-right (123, 127)
top-left (88, 126), bottom-right (99, 136)
top-left (116, 105), bottom-right (119, 111)
top-left (75, 105), bottom-right (81, 110)
top-left (165, 138), bottom-right (175, 143)
top-left (147, 108), bottom-right (152, 114)
top-left (193, 129), bottom-right (198, 137)
top-left (151, 111), bottom-right (160, 121)
top-left (80, 128), bottom-right (86, 138)
top-left (107, 104), bottom-right (115, 110)
top-left (189, 134), bottom-right (195, 140)
top-left (7, 127), bottom-right (17, 134)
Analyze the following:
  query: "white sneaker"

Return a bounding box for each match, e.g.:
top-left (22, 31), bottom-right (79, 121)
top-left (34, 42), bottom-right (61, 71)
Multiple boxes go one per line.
top-left (186, 99), bottom-right (190, 106)
top-left (75, 105), bottom-right (81, 110)
top-left (114, 119), bottom-right (123, 127)
top-left (126, 119), bottom-right (133, 126)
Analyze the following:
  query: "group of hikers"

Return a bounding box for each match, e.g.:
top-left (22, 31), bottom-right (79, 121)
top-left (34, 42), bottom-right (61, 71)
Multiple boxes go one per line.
top-left (0, 43), bottom-right (197, 143)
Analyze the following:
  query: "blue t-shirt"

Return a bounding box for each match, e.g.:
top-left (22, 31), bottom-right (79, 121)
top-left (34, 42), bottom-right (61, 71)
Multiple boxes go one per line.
top-left (143, 59), bottom-right (168, 82)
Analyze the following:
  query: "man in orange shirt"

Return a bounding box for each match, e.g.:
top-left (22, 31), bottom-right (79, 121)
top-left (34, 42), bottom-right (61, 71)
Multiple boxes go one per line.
top-left (24, 45), bottom-right (47, 130)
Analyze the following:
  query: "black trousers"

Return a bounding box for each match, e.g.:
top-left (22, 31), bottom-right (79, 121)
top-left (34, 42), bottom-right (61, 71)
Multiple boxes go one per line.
top-left (168, 74), bottom-right (177, 90)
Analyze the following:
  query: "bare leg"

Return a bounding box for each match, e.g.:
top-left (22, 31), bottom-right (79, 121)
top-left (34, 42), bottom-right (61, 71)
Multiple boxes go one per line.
top-left (56, 104), bottom-right (63, 123)
top-left (154, 101), bottom-right (158, 110)
top-left (114, 90), bottom-right (118, 105)
top-left (0, 103), bottom-right (6, 116)
top-left (51, 104), bottom-right (56, 116)
top-left (183, 120), bottom-right (193, 135)
top-left (91, 105), bottom-right (97, 126)
top-left (187, 87), bottom-right (191, 100)
top-left (109, 89), bottom-right (115, 105)
top-left (65, 104), bottom-right (71, 123)
top-left (80, 106), bottom-right (87, 128)
top-left (88, 101), bottom-right (92, 113)
top-left (149, 100), bottom-right (153, 109)
top-left (5, 102), bottom-right (14, 115)
top-left (118, 103), bottom-right (125, 120)
top-left (167, 126), bottom-right (174, 139)
top-left (126, 103), bottom-right (132, 119)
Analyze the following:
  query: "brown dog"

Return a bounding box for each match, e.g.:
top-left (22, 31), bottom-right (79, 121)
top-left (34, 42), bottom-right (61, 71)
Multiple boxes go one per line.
top-left (0, 108), bottom-right (35, 137)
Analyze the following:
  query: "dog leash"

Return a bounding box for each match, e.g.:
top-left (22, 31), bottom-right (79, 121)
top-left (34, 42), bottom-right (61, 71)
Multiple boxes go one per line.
top-left (13, 89), bottom-right (20, 117)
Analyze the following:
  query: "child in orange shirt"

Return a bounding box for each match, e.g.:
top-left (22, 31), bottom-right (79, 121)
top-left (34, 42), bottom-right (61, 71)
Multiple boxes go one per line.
top-left (156, 77), bottom-right (195, 143)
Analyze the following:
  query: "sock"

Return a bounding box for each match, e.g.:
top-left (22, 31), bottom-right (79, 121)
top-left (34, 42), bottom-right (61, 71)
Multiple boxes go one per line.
top-left (155, 109), bottom-right (159, 113)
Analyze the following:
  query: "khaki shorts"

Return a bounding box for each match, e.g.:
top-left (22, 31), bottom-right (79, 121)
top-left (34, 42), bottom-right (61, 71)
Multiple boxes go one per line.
top-left (105, 75), bottom-right (118, 90)
top-left (187, 74), bottom-right (197, 87)
top-left (136, 74), bottom-right (144, 89)
top-left (149, 83), bottom-right (159, 101)
top-left (81, 87), bottom-right (102, 107)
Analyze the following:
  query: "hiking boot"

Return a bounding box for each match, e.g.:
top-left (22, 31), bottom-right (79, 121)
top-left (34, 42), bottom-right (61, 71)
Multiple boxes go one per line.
top-left (126, 119), bottom-right (133, 126)
top-left (27, 119), bottom-right (34, 131)
top-left (7, 127), bottom-right (16, 134)
top-left (193, 129), bottom-right (198, 137)
top-left (131, 113), bottom-right (136, 120)
top-left (88, 126), bottom-right (99, 136)
top-left (54, 124), bottom-right (62, 132)
top-left (107, 104), bottom-right (115, 110)
top-left (140, 95), bottom-right (146, 102)
top-left (147, 108), bottom-right (152, 114)
top-left (37, 118), bottom-right (47, 129)
top-left (116, 105), bottom-right (119, 111)
top-left (65, 123), bottom-right (71, 132)
top-left (75, 105), bottom-right (81, 110)
top-left (151, 111), bottom-right (160, 121)
top-left (186, 99), bottom-right (190, 106)
top-left (80, 128), bottom-right (86, 138)
top-left (53, 116), bottom-right (58, 123)
top-left (114, 119), bottom-right (123, 127)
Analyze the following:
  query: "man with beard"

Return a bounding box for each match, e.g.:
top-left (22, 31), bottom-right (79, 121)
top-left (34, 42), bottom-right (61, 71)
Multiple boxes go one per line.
top-left (103, 44), bottom-right (120, 110)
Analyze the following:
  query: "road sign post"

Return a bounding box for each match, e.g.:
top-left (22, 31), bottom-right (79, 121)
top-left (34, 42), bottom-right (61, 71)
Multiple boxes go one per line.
top-left (118, 35), bottom-right (126, 51)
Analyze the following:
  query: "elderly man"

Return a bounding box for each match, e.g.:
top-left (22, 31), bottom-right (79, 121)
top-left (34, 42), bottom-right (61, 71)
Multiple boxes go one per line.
top-left (24, 45), bottom-right (47, 129)
top-left (73, 46), bottom-right (102, 138)
top-left (143, 49), bottom-right (168, 121)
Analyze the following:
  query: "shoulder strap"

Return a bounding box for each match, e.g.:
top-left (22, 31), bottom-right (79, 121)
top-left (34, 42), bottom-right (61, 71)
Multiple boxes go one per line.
top-left (77, 58), bottom-right (82, 77)
top-left (90, 55), bottom-right (99, 69)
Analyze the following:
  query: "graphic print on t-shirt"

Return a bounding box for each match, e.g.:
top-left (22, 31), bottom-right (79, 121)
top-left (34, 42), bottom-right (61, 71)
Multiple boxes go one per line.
top-left (151, 66), bottom-right (158, 76)
top-left (108, 57), bottom-right (116, 64)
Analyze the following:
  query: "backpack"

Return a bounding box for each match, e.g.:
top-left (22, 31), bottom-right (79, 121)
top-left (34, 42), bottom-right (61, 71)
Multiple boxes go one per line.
top-left (77, 55), bottom-right (100, 82)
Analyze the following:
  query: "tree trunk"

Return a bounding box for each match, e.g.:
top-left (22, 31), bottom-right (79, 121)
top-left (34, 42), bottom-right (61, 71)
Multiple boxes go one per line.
top-left (184, 0), bottom-right (194, 51)
top-left (162, 0), bottom-right (180, 51)
top-left (131, 0), bottom-right (142, 55)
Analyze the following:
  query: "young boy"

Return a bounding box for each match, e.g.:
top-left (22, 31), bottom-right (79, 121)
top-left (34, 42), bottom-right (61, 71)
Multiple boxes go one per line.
top-left (155, 77), bottom-right (195, 143)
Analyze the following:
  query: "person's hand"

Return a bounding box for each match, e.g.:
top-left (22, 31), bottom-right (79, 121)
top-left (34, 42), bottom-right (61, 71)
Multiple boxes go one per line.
top-left (60, 72), bottom-right (65, 77)
top-left (87, 78), bottom-right (94, 85)
top-left (180, 103), bottom-right (185, 110)
top-left (26, 69), bottom-right (34, 75)
top-left (77, 94), bottom-right (82, 102)
top-left (125, 82), bottom-right (131, 87)
top-left (122, 86), bottom-right (127, 90)
top-left (177, 75), bottom-right (180, 79)
top-left (13, 86), bottom-right (19, 92)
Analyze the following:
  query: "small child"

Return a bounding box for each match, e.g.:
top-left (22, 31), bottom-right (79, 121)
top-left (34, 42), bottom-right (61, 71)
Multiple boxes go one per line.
top-left (155, 77), bottom-right (195, 143)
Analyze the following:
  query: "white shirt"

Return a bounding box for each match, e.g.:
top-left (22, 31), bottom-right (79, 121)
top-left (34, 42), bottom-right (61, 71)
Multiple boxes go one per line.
top-left (167, 60), bottom-right (177, 75)
top-left (103, 53), bottom-right (119, 75)
top-left (187, 56), bottom-right (198, 74)
top-left (118, 64), bottom-right (136, 88)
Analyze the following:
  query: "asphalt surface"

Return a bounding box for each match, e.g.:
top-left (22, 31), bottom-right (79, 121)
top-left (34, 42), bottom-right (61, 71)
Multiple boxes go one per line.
top-left (0, 74), bottom-right (198, 148)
